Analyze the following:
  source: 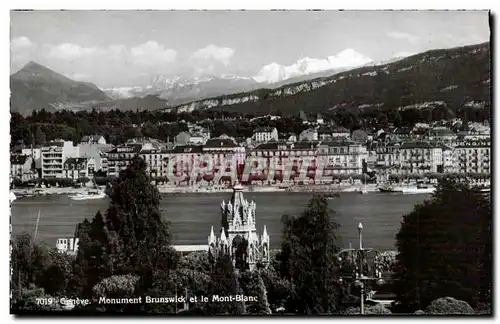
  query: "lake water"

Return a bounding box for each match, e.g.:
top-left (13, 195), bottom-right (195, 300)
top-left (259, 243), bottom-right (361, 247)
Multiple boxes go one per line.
top-left (11, 192), bottom-right (430, 251)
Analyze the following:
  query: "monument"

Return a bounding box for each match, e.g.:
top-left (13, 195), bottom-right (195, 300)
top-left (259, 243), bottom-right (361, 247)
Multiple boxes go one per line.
top-left (208, 183), bottom-right (270, 271)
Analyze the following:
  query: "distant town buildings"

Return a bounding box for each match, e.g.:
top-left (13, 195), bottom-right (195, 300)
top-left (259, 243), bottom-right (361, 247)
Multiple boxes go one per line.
top-left (10, 155), bottom-right (36, 182)
top-left (10, 117), bottom-right (492, 186)
top-left (252, 127), bottom-right (278, 143)
top-left (80, 135), bottom-right (107, 145)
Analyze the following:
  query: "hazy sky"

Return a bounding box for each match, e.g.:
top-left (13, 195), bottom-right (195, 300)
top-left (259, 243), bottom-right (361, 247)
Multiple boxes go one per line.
top-left (11, 10), bottom-right (490, 88)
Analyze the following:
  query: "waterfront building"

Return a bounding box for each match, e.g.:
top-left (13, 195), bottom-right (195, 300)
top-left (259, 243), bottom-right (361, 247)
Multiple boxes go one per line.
top-left (78, 143), bottom-right (114, 173)
top-left (80, 135), bottom-right (107, 145)
top-left (107, 142), bottom-right (169, 178)
top-left (63, 157), bottom-right (96, 180)
top-left (250, 141), bottom-right (320, 184)
top-left (398, 141), bottom-right (443, 174)
top-left (166, 144), bottom-right (204, 185)
top-left (208, 184), bottom-right (270, 271)
top-left (454, 138), bottom-right (491, 174)
top-left (203, 136), bottom-right (246, 181)
top-left (252, 127), bottom-right (278, 143)
top-left (41, 140), bottom-right (80, 178)
top-left (21, 147), bottom-right (42, 161)
top-left (10, 154), bottom-right (36, 182)
top-left (374, 141), bottom-right (401, 175)
top-left (106, 143), bottom-right (143, 177)
top-left (317, 139), bottom-right (368, 178)
top-left (438, 143), bottom-right (457, 173)
top-left (139, 142), bottom-right (171, 179)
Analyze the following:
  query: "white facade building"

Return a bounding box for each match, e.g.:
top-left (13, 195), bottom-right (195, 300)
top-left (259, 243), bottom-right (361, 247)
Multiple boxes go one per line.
top-left (252, 127), bottom-right (278, 143)
top-left (56, 238), bottom-right (79, 255)
top-left (41, 140), bottom-right (80, 178)
top-left (454, 138), bottom-right (491, 174)
top-left (63, 157), bottom-right (96, 180)
top-left (317, 139), bottom-right (368, 176)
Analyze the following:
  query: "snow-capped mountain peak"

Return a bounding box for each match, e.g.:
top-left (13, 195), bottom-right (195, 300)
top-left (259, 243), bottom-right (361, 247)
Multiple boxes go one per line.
top-left (253, 63), bottom-right (288, 84)
top-left (253, 49), bottom-right (373, 84)
top-left (327, 48), bottom-right (373, 69)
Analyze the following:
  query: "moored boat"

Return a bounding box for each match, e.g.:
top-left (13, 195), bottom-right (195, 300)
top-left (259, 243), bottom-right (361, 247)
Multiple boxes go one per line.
top-left (378, 183), bottom-right (403, 193)
top-left (401, 185), bottom-right (436, 194)
top-left (70, 189), bottom-right (106, 201)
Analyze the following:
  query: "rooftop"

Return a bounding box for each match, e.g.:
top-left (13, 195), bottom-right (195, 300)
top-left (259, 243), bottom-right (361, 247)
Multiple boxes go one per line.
top-left (170, 145), bottom-right (204, 154)
top-left (399, 141), bottom-right (438, 149)
top-left (254, 127), bottom-right (276, 133)
top-left (204, 138), bottom-right (237, 148)
top-left (64, 157), bottom-right (89, 166)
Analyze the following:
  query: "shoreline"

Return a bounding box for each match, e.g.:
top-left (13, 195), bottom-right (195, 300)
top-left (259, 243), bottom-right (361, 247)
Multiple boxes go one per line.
top-left (12, 183), bottom-right (383, 197)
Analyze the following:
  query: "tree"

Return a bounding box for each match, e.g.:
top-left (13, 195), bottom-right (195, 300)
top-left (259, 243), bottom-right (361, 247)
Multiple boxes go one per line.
top-left (38, 249), bottom-right (74, 295)
top-left (34, 125), bottom-right (46, 146)
top-left (259, 267), bottom-right (294, 313)
top-left (11, 287), bottom-right (64, 313)
top-left (393, 178), bottom-right (491, 312)
top-left (424, 297), bottom-right (475, 315)
top-left (104, 157), bottom-right (178, 277)
top-left (11, 233), bottom-right (50, 295)
top-left (239, 271), bottom-right (272, 314)
top-left (279, 195), bottom-right (340, 314)
top-left (69, 211), bottom-right (113, 299)
top-left (205, 255), bottom-right (245, 315)
top-left (343, 304), bottom-right (392, 315)
top-left (71, 157), bottom-right (178, 300)
top-left (92, 274), bottom-right (140, 312)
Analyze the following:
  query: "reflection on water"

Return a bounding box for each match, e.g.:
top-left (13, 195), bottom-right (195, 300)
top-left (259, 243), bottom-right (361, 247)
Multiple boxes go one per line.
top-left (11, 192), bottom-right (429, 251)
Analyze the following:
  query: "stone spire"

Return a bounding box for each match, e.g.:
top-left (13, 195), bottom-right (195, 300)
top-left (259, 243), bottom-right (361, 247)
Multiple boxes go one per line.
top-left (208, 225), bottom-right (216, 245)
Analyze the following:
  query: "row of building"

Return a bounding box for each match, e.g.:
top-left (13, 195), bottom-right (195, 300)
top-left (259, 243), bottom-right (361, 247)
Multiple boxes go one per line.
top-left (10, 121), bottom-right (491, 184)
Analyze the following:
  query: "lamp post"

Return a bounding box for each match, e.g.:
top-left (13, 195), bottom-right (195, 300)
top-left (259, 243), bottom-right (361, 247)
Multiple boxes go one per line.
top-left (336, 222), bottom-right (385, 315)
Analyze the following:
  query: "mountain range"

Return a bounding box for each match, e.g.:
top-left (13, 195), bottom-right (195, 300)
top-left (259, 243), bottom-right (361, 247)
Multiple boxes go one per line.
top-left (10, 61), bottom-right (110, 116)
top-left (10, 43), bottom-right (490, 117)
top-left (168, 42), bottom-right (490, 116)
top-left (101, 48), bottom-right (375, 104)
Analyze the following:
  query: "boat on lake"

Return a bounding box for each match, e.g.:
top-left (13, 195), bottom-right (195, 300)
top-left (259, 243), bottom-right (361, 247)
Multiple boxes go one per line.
top-left (401, 184), bottom-right (436, 194)
top-left (378, 183), bottom-right (403, 193)
top-left (70, 189), bottom-right (106, 201)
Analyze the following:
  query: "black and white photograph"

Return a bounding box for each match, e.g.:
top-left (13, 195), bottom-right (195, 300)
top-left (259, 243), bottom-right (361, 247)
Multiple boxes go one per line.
top-left (8, 9), bottom-right (492, 316)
